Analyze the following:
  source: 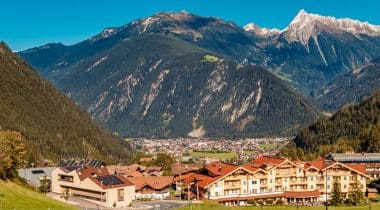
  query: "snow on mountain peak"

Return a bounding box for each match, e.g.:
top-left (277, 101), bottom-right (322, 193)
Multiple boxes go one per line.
top-left (284, 9), bottom-right (380, 46)
top-left (244, 23), bottom-right (280, 37)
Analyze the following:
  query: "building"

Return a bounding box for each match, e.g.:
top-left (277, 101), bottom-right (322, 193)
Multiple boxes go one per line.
top-left (17, 167), bottom-right (55, 190)
top-left (180, 156), bottom-right (372, 206)
top-left (367, 188), bottom-right (378, 198)
top-left (327, 153), bottom-right (380, 179)
top-left (126, 176), bottom-right (173, 200)
top-left (51, 165), bottom-right (135, 207)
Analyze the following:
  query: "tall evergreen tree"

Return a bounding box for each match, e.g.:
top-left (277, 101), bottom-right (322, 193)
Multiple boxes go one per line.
top-left (331, 180), bottom-right (342, 205)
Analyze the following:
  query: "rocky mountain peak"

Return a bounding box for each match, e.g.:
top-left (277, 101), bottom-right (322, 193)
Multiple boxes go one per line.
top-left (243, 23), bottom-right (280, 37)
top-left (283, 9), bottom-right (380, 46)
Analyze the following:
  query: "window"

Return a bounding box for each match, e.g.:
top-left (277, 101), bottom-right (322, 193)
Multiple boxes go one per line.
top-left (243, 189), bottom-right (246, 193)
top-left (270, 171), bottom-right (272, 175)
top-left (270, 179), bottom-right (273, 183)
top-left (215, 183), bottom-right (218, 187)
top-left (327, 176), bottom-right (330, 181)
top-left (284, 178), bottom-right (287, 183)
top-left (344, 176), bottom-right (347, 180)
top-left (252, 180), bottom-right (257, 185)
top-left (59, 175), bottom-right (73, 182)
top-left (117, 189), bottom-right (124, 201)
top-left (253, 189), bottom-right (257, 194)
top-left (310, 185), bottom-right (314, 189)
top-left (344, 184), bottom-right (347, 189)
top-left (243, 181), bottom-right (246, 185)
top-left (310, 176), bottom-right (313, 181)
top-left (215, 192), bottom-right (218, 197)
top-left (327, 185), bottom-right (330, 189)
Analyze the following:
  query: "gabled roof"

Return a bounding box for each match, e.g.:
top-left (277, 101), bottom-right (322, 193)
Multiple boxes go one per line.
top-left (126, 176), bottom-right (173, 191)
top-left (205, 162), bottom-right (238, 177)
top-left (252, 156), bottom-right (286, 166)
top-left (344, 164), bottom-right (367, 175)
top-left (305, 159), bottom-right (326, 170)
top-left (171, 163), bottom-right (202, 175)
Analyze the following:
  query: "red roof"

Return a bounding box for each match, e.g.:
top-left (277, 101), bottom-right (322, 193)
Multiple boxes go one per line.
top-left (174, 172), bottom-right (215, 188)
top-left (242, 164), bottom-right (260, 173)
top-left (126, 176), bottom-right (173, 191)
top-left (305, 159), bottom-right (325, 170)
top-left (252, 156), bottom-right (285, 166)
top-left (346, 164), bottom-right (366, 174)
top-left (284, 190), bottom-right (320, 198)
top-left (205, 162), bottom-right (238, 177)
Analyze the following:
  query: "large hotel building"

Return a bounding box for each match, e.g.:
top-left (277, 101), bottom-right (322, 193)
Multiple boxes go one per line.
top-left (176, 156), bottom-right (371, 206)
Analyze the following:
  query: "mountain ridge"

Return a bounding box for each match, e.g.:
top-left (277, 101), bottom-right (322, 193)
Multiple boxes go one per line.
top-left (0, 42), bottom-right (130, 162)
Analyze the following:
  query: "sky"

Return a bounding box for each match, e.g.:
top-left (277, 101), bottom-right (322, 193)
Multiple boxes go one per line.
top-left (1, 0), bottom-right (380, 51)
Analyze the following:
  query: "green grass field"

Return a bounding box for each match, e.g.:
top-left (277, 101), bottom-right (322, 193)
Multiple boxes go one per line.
top-left (0, 180), bottom-right (78, 210)
top-left (178, 201), bottom-right (380, 210)
top-left (189, 151), bottom-right (237, 160)
top-left (258, 143), bottom-right (275, 149)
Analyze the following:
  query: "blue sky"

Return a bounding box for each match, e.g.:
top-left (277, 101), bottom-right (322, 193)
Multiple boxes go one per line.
top-left (1, 0), bottom-right (380, 51)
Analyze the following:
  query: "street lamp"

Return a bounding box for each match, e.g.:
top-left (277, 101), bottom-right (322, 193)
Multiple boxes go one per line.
top-left (100, 180), bottom-right (103, 210)
top-left (325, 166), bottom-right (328, 210)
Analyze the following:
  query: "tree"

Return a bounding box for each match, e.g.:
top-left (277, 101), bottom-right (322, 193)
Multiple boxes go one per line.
top-left (349, 181), bottom-right (364, 205)
top-left (0, 131), bottom-right (26, 179)
top-left (151, 153), bottom-right (174, 176)
top-left (39, 175), bottom-right (49, 194)
top-left (330, 180), bottom-right (342, 205)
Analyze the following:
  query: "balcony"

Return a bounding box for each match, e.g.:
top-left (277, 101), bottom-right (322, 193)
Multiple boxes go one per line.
top-left (224, 184), bottom-right (241, 190)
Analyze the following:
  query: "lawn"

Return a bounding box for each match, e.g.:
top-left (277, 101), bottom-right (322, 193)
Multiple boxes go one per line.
top-left (258, 143), bottom-right (275, 149)
top-left (0, 180), bottom-right (78, 210)
top-left (189, 151), bottom-right (237, 160)
top-left (177, 201), bottom-right (380, 210)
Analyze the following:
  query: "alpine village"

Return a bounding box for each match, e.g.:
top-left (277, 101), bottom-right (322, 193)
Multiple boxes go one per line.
top-left (2, 2), bottom-right (380, 210)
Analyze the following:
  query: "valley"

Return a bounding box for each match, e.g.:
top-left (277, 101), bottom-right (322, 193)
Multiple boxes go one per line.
top-left (2, 2), bottom-right (380, 209)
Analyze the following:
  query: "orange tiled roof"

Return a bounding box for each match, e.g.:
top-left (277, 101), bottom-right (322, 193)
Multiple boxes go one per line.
top-left (252, 156), bottom-right (285, 166)
top-left (241, 164), bottom-right (260, 173)
top-left (205, 162), bottom-right (238, 177)
top-left (284, 190), bottom-right (320, 198)
top-left (171, 163), bottom-right (202, 175)
top-left (345, 164), bottom-right (366, 174)
top-left (126, 176), bottom-right (173, 191)
top-left (305, 159), bottom-right (325, 170)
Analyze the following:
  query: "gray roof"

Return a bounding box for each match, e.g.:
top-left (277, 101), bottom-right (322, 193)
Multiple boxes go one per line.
top-left (17, 167), bottom-right (55, 188)
top-left (329, 153), bottom-right (380, 163)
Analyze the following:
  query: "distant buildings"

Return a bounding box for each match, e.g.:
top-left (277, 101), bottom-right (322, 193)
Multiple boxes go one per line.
top-left (327, 153), bottom-right (380, 179)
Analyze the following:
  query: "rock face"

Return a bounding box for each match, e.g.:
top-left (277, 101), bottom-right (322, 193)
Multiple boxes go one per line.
top-left (316, 57), bottom-right (380, 111)
top-left (19, 34), bottom-right (319, 138)
top-left (19, 10), bottom-right (380, 137)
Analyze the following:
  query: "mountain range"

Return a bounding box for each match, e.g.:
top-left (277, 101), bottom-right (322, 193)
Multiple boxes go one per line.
top-left (19, 10), bottom-right (380, 138)
top-left (0, 42), bottom-right (130, 162)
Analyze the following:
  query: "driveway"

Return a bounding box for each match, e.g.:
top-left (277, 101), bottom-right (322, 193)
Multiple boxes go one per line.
top-left (47, 193), bottom-right (189, 210)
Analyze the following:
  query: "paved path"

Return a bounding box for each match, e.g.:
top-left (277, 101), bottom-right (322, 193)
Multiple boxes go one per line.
top-left (47, 193), bottom-right (189, 210)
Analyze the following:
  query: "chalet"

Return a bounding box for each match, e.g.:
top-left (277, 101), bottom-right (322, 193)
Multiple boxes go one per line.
top-left (126, 176), bottom-right (173, 200)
